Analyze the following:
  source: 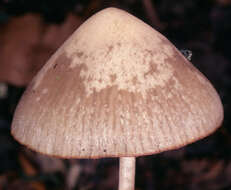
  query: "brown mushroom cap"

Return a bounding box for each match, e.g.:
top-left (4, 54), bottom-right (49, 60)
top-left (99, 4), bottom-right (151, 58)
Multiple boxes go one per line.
top-left (11, 8), bottom-right (223, 159)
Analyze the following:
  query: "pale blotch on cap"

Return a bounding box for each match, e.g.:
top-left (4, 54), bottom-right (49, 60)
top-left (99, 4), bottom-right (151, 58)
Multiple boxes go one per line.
top-left (11, 8), bottom-right (223, 158)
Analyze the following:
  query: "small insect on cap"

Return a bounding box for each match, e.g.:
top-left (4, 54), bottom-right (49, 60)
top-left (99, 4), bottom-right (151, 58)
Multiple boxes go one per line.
top-left (11, 8), bottom-right (223, 158)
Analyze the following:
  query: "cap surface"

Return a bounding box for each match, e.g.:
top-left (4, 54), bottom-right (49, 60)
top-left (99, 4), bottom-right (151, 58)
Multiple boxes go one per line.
top-left (11, 8), bottom-right (223, 158)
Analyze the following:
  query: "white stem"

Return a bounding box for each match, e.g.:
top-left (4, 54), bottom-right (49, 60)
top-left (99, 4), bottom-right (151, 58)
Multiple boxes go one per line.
top-left (118, 157), bottom-right (136, 190)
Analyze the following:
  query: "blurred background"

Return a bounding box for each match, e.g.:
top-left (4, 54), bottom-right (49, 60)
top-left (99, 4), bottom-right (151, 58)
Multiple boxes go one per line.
top-left (0, 0), bottom-right (231, 189)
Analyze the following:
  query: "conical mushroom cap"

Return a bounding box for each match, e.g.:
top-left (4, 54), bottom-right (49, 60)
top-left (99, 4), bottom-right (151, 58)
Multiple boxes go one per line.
top-left (11, 8), bottom-right (223, 158)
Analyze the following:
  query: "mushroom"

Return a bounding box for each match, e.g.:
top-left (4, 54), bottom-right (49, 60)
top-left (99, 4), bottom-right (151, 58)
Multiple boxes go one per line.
top-left (11, 8), bottom-right (223, 190)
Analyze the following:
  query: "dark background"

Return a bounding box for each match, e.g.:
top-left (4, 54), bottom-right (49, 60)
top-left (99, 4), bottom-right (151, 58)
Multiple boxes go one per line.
top-left (0, 0), bottom-right (231, 189)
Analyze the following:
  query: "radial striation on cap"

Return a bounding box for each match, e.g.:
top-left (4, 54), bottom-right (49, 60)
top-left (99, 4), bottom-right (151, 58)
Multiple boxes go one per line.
top-left (11, 8), bottom-right (223, 158)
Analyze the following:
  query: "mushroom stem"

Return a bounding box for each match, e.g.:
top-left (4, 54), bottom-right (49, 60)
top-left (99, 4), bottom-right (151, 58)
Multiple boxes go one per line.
top-left (118, 157), bottom-right (136, 190)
